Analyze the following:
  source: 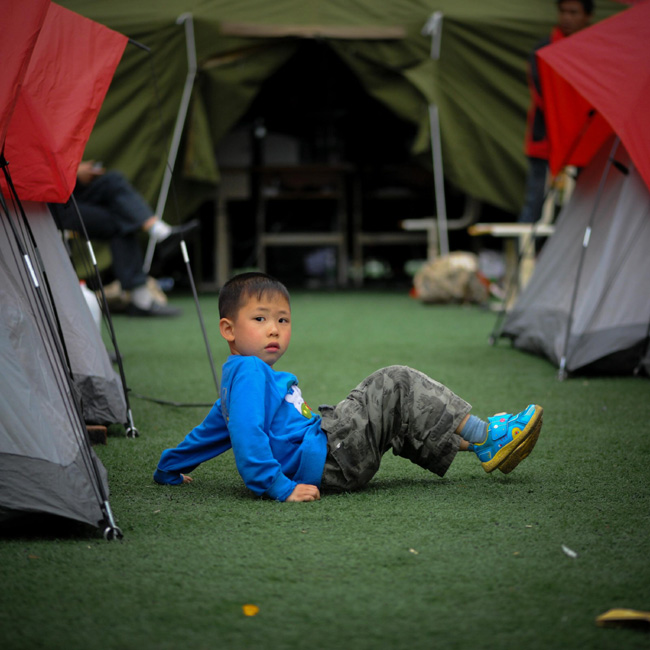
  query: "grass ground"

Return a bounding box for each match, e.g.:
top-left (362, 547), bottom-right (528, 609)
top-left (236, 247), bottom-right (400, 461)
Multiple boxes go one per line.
top-left (1, 291), bottom-right (649, 650)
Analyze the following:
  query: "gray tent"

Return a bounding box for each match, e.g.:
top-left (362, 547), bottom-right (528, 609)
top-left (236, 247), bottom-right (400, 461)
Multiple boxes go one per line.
top-left (29, 203), bottom-right (128, 425)
top-left (500, 138), bottom-right (650, 377)
top-left (0, 201), bottom-right (122, 535)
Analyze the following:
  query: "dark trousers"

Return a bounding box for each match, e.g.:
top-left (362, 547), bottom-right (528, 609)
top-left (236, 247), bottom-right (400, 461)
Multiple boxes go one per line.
top-left (519, 156), bottom-right (548, 224)
top-left (50, 171), bottom-right (152, 290)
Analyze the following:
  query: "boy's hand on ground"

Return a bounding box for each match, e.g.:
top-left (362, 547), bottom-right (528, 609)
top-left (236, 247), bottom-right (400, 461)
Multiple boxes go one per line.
top-left (181, 474), bottom-right (193, 484)
top-left (286, 484), bottom-right (320, 502)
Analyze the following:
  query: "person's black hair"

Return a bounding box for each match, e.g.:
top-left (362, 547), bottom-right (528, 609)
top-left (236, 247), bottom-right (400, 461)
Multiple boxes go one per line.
top-left (557, 0), bottom-right (594, 14)
top-left (218, 272), bottom-right (291, 319)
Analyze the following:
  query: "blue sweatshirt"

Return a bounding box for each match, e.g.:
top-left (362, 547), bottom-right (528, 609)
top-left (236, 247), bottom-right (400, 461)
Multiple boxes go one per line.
top-left (154, 355), bottom-right (327, 502)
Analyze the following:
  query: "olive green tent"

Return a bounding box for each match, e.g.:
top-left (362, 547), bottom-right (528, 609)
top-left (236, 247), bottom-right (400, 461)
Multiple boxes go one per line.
top-left (58, 0), bottom-right (622, 220)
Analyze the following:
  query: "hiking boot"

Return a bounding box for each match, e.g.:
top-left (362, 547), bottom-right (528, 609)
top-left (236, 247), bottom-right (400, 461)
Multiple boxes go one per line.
top-left (469, 404), bottom-right (543, 474)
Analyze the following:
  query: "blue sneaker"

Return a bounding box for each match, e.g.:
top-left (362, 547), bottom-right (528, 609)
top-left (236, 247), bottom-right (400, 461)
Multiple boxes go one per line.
top-left (469, 404), bottom-right (543, 474)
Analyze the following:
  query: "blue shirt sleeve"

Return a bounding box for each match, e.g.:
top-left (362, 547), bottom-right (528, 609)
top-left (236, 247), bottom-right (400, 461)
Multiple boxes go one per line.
top-left (154, 399), bottom-right (231, 485)
top-left (225, 361), bottom-right (297, 501)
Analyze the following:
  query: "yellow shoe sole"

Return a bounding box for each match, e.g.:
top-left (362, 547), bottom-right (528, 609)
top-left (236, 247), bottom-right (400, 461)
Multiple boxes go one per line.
top-left (498, 412), bottom-right (543, 474)
top-left (481, 405), bottom-right (543, 474)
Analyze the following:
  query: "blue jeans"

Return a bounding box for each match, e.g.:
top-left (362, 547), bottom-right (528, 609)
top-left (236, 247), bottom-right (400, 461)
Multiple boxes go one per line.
top-left (51, 171), bottom-right (152, 289)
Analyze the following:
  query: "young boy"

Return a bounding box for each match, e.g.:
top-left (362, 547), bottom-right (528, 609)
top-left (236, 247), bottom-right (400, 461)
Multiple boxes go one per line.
top-left (154, 272), bottom-right (543, 502)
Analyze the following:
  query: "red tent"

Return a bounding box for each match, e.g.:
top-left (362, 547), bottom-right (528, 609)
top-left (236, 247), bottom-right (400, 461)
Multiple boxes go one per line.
top-left (0, 0), bottom-right (49, 147)
top-left (537, 1), bottom-right (650, 191)
top-left (0, 1), bottom-right (127, 203)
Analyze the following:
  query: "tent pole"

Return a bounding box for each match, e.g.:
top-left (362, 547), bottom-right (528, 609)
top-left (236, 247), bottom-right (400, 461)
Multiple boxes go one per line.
top-left (0, 160), bottom-right (78, 377)
top-left (0, 193), bottom-right (76, 392)
top-left (423, 12), bottom-right (448, 258)
top-left (181, 240), bottom-right (220, 391)
top-left (139, 13), bottom-right (220, 395)
top-left (144, 13), bottom-right (197, 273)
top-left (67, 195), bottom-right (140, 437)
top-left (558, 136), bottom-right (620, 380)
top-left (428, 104), bottom-right (449, 257)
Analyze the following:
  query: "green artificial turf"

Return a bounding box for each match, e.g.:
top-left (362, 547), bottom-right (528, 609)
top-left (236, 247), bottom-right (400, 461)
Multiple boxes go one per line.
top-left (1, 291), bottom-right (649, 650)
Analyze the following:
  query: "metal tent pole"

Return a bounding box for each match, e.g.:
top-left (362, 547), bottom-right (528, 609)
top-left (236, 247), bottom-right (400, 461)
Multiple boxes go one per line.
top-left (558, 136), bottom-right (620, 380)
top-left (143, 13), bottom-right (197, 273)
top-left (140, 14), bottom-right (220, 394)
top-left (423, 11), bottom-right (449, 258)
top-left (67, 196), bottom-right (139, 437)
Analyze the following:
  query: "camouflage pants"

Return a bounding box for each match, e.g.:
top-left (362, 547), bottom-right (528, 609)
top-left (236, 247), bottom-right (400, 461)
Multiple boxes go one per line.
top-left (318, 365), bottom-right (471, 492)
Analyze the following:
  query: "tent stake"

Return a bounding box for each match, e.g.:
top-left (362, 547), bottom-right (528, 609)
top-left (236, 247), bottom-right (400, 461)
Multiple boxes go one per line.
top-left (102, 500), bottom-right (123, 541)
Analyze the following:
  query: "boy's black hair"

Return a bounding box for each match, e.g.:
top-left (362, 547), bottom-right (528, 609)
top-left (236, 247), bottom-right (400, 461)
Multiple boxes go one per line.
top-left (557, 0), bottom-right (594, 14)
top-left (218, 272), bottom-right (291, 319)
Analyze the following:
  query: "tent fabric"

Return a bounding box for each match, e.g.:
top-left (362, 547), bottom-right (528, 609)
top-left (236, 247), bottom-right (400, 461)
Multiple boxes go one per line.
top-left (25, 202), bottom-right (127, 425)
top-left (537, 1), bottom-right (650, 192)
top-left (0, 2), bottom-right (126, 532)
top-left (0, 2), bottom-right (128, 203)
top-left (500, 138), bottom-right (650, 376)
top-left (56, 1), bottom-right (624, 217)
top-left (0, 214), bottom-right (110, 527)
top-left (0, 0), bottom-right (49, 147)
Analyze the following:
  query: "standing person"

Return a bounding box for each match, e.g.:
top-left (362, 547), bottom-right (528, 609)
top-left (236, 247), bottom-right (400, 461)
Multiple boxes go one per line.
top-left (50, 160), bottom-right (199, 316)
top-left (153, 272), bottom-right (544, 502)
top-left (519, 0), bottom-right (594, 224)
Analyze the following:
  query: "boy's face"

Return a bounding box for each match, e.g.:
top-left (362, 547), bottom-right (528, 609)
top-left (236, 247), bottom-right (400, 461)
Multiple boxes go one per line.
top-left (219, 292), bottom-right (291, 367)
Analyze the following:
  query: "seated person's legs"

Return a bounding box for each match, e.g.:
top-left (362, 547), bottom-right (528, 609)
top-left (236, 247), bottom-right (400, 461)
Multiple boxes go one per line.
top-left (74, 169), bottom-right (199, 247)
top-left (49, 201), bottom-right (180, 317)
top-left (74, 170), bottom-right (155, 236)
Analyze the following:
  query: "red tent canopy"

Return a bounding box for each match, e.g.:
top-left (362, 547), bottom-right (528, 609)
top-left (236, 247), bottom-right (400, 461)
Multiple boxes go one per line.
top-left (537, 1), bottom-right (650, 191)
top-left (0, 0), bottom-right (49, 148)
top-left (0, 1), bottom-right (127, 203)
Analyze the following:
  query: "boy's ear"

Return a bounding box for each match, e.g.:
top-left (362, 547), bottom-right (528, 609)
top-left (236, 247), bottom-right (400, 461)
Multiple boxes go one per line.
top-left (219, 317), bottom-right (235, 342)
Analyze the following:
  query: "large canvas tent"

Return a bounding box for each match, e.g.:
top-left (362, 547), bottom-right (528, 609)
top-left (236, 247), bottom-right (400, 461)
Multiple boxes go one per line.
top-left (0, 0), bottom-right (127, 534)
top-left (58, 0), bottom-right (623, 220)
top-left (499, 2), bottom-right (650, 377)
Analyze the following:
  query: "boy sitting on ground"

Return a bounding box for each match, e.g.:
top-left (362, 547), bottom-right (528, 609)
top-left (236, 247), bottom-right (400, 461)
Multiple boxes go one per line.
top-left (154, 272), bottom-right (543, 502)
